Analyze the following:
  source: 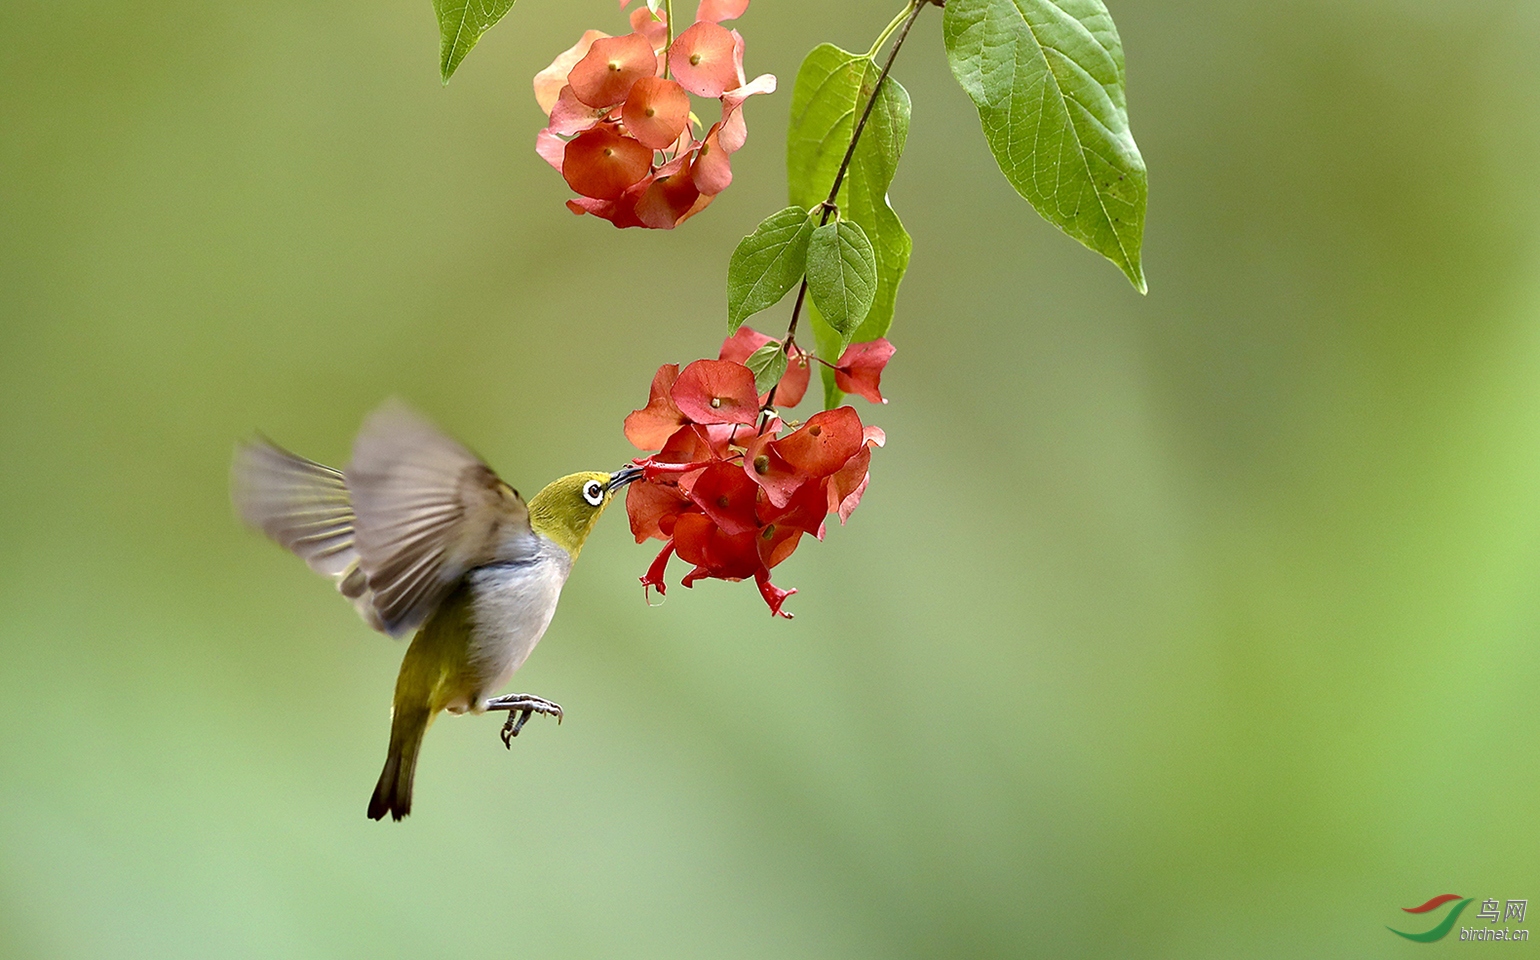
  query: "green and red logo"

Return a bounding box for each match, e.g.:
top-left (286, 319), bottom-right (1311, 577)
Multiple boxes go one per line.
top-left (1389, 894), bottom-right (1473, 942)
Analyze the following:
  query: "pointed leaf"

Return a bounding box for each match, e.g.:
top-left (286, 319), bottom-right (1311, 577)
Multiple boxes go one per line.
top-left (786, 44), bottom-right (870, 213)
top-left (943, 0), bottom-right (1148, 292)
top-left (787, 45), bottom-right (913, 343)
top-left (806, 220), bottom-right (876, 339)
top-left (436, 0), bottom-right (518, 83)
top-left (845, 77), bottom-right (911, 341)
top-left (727, 206), bottom-right (813, 333)
top-left (744, 342), bottom-right (789, 395)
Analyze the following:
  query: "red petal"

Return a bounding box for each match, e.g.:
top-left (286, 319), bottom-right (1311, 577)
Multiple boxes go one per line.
top-left (718, 326), bottom-right (774, 363)
top-left (773, 406), bottom-right (864, 477)
top-left (657, 424), bottom-right (718, 465)
top-left (755, 521), bottom-right (802, 569)
top-left (718, 73), bottom-right (775, 153)
top-left (863, 424), bottom-right (886, 448)
top-left (687, 461), bottom-right (761, 535)
top-left (742, 429), bottom-right (805, 508)
top-left (717, 328), bottom-right (809, 407)
top-left (548, 84), bottom-right (608, 136)
top-left (564, 186), bottom-right (648, 228)
top-left (754, 568), bottom-right (796, 618)
top-left (760, 477), bottom-right (829, 538)
top-left (776, 353), bottom-right (810, 407)
top-left (675, 191), bottom-right (715, 225)
top-left (833, 338), bottom-right (895, 404)
top-left (636, 169), bottom-right (702, 229)
top-left (562, 128), bottom-right (653, 200)
top-left (624, 363), bottom-right (687, 450)
top-left (826, 444), bottom-right (870, 521)
top-left (640, 540), bottom-right (675, 599)
top-left (672, 513), bottom-right (760, 580)
top-left (690, 123), bottom-right (732, 196)
top-left (621, 76), bottom-right (691, 149)
top-left (534, 30), bottom-right (609, 114)
top-left (670, 358), bottom-right (759, 425)
top-left (702, 422), bottom-right (745, 454)
top-left (696, 0), bottom-right (749, 22)
top-left (626, 480), bottom-right (693, 542)
top-left (569, 33), bottom-right (659, 108)
top-left (836, 472), bottom-right (868, 524)
top-left (668, 21), bottom-right (739, 98)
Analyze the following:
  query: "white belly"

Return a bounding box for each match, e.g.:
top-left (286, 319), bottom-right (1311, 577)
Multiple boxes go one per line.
top-left (460, 552), bottom-right (572, 710)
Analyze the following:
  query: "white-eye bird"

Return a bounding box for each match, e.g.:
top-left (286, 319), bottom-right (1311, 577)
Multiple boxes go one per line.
top-left (231, 401), bottom-right (641, 821)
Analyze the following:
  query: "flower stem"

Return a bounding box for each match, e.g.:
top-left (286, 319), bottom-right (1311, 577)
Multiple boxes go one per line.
top-left (663, 0), bottom-right (675, 78)
top-left (776, 0), bottom-right (927, 365)
top-left (866, 3), bottom-right (914, 60)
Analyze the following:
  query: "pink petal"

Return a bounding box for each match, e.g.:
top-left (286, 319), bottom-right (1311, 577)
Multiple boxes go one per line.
top-left (836, 472), bottom-right (868, 524)
top-left (548, 84), bottom-right (608, 136)
top-left (718, 72), bottom-right (776, 153)
top-left (535, 129), bottom-right (566, 171)
top-left (569, 33), bottom-right (659, 108)
top-left (534, 30), bottom-right (609, 115)
top-left (636, 168), bottom-right (702, 229)
top-left (562, 127), bottom-right (653, 199)
top-left (629, 4), bottom-right (670, 52)
top-left (621, 76), bottom-right (691, 149)
top-left (696, 0), bottom-right (750, 22)
top-left (668, 21), bottom-right (739, 98)
top-left (690, 123), bottom-right (732, 196)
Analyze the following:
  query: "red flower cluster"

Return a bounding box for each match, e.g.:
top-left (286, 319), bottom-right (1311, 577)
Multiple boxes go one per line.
top-left (533, 0), bottom-right (775, 229)
top-left (622, 330), bottom-right (893, 617)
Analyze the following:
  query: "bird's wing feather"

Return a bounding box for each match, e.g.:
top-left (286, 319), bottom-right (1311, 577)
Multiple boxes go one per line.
top-left (346, 401), bottom-right (535, 638)
top-left (231, 437), bottom-right (388, 632)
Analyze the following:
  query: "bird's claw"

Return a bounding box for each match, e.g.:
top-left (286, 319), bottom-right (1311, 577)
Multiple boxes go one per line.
top-left (486, 694), bottom-right (563, 749)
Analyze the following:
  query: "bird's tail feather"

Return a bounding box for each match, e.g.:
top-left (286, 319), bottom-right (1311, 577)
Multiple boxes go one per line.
top-left (368, 705), bottom-right (430, 821)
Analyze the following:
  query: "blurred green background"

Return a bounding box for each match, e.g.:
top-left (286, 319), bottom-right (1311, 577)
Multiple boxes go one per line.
top-left (3, 0), bottom-right (1539, 955)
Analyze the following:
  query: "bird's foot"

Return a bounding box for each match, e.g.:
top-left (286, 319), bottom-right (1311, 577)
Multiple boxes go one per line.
top-left (484, 693), bottom-right (563, 748)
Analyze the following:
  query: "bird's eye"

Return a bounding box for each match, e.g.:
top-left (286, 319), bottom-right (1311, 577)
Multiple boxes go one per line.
top-left (582, 480), bottom-right (605, 506)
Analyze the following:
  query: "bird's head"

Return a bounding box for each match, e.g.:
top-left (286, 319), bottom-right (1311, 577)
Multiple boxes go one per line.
top-left (527, 464), bottom-right (644, 560)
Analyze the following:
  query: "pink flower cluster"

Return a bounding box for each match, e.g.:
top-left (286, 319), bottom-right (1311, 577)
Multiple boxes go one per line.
top-left (533, 0), bottom-right (775, 228)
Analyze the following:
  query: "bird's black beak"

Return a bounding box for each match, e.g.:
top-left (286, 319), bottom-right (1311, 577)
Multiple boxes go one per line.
top-left (609, 463), bottom-right (645, 490)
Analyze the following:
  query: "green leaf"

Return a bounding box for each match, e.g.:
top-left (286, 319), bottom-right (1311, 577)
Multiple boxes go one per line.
top-left (943, 0), bottom-right (1148, 292)
top-left (435, 0), bottom-right (517, 84)
top-left (744, 342), bottom-right (789, 395)
top-left (846, 77), bottom-right (911, 341)
top-left (806, 219), bottom-right (877, 339)
top-left (727, 206), bottom-right (813, 333)
top-left (787, 44), bottom-right (871, 213)
top-left (786, 46), bottom-right (913, 342)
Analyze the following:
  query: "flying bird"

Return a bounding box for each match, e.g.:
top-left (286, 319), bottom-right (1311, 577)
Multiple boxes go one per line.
top-left (232, 401), bottom-right (640, 820)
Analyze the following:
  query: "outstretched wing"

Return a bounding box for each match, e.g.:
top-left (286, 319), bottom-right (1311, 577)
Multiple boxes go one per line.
top-left (231, 437), bottom-right (387, 633)
top-left (346, 401), bottom-right (536, 638)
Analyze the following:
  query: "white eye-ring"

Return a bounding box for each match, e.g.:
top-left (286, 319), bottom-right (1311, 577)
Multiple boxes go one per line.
top-left (582, 480), bottom-right (605, 506)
